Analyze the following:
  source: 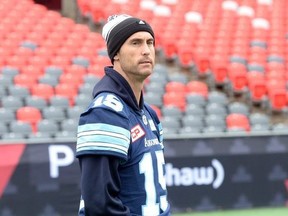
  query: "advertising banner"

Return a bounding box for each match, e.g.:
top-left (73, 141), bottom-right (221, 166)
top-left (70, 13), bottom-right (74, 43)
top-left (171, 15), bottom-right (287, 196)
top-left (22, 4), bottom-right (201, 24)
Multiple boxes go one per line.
top-left (0, 136), bottom-right (287, 215)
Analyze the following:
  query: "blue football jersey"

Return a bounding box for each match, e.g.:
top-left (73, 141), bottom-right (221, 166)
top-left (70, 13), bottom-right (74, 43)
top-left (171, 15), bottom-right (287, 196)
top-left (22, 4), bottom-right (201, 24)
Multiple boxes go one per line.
top-left (76, 67), bottom-right (170, 216)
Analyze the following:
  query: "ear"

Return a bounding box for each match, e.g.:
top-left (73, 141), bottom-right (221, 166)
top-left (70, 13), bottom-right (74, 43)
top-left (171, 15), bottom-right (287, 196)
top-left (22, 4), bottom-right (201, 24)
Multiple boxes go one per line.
top-left (114, 55), bottom-right (119, 61)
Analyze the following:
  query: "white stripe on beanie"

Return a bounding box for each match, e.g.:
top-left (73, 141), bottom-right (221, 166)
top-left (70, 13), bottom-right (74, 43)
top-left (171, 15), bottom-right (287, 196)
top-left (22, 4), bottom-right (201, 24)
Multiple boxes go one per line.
top-left (102, 14), bottom-right (132, 43)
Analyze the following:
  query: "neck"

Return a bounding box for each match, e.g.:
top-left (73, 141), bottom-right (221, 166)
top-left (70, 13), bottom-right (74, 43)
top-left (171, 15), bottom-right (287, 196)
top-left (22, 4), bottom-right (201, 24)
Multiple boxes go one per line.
top-left (128, 80), bottom-right (143, 105)
top-left (113, 66), bottom-right (144, 106)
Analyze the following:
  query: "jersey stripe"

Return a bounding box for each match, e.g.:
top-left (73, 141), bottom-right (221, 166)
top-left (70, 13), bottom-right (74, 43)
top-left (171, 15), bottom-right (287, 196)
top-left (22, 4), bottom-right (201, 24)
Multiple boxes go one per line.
top-left (76, 123), bottom-right (130, 155)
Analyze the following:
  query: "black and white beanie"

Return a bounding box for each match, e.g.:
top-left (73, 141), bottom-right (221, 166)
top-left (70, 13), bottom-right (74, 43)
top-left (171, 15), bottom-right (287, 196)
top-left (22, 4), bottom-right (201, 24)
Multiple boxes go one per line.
top-left (102, 14), bottom-right (155, 63)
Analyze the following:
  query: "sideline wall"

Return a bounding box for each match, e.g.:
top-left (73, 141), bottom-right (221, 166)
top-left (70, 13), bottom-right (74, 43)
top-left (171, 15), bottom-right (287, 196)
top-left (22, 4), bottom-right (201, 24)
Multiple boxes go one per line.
top-left (0, 135), bottom-right (288, 215)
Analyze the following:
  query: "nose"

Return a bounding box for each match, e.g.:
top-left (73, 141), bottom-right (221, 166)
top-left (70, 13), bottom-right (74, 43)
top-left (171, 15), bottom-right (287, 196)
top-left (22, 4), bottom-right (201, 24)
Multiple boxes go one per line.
top-left (142, 43), bottom-right (151, 55)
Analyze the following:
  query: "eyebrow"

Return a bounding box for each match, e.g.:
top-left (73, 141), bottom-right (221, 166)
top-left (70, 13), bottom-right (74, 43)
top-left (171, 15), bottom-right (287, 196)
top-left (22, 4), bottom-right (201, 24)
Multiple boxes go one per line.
top-left (129, 37), bottom-right (154, 43)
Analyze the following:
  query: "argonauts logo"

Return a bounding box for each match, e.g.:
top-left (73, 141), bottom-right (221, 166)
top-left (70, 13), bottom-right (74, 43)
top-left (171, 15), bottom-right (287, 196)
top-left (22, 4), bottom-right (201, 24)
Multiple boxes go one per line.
top-left (165, 159), bottom-right (225, 189)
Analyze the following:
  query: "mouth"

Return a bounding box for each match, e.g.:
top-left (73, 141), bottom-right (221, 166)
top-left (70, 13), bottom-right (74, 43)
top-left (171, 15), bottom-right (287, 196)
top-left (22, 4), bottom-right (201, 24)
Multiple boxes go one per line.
top-left (139, 60), bottom-right (152, 65)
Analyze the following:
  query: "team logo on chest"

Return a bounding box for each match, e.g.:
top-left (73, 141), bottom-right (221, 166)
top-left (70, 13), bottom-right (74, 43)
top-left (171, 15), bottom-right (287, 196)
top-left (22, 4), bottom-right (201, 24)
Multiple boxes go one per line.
top-left (142, 114), bottom-right (148, 125)
top-left (131, 124), bottom-right (145, 142)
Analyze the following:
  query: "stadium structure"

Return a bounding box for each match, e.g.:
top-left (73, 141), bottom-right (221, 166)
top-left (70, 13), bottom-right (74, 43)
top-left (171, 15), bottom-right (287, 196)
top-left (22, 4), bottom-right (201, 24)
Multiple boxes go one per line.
top-left (0, 0), bottom-right (288, 215)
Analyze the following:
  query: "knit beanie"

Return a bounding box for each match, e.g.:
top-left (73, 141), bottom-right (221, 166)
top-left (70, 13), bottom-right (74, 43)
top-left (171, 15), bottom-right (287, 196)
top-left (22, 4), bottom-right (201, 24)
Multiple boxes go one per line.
top-left (102, 14), bottom-right (155, 63)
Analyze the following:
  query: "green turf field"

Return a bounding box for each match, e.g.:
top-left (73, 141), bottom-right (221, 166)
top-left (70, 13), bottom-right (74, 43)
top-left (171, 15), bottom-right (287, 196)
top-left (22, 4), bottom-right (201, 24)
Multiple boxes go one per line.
top-left (174, 207), bottom-right (288, 216)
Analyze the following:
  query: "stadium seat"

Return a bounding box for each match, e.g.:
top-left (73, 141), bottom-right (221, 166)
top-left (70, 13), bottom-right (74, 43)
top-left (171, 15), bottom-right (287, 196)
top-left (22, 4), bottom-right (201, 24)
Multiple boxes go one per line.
top-left (49, 95), bottom-right (71, 110)
top-left (74, 94), bottom-right (92, 108)
top-left (31, 83), bottom-right (55, 101)
top-left (14, 73), bottom-right (38, 90)
top-left (42, 106), bottom-right (66, 123)
top-left (145, 92), bottom-right (163, 108)
top-left (1, 66), bottom-right (20, 78)
top-left (58, 73), bottom-right (84, 88)
top-left (180, 126), bottom-right (203, 135)
top-left (89, 3), bottom-right (106, 23)
top-left (161, 105), bottom-right (183, 120)
top-left (83, 74), bottom-right (100, 86)
top-left (163, 91), bottom-right (186, 111)
top-left (64, 64), bottom-right (87, 77)
top-left (27, 131), bottom-right (53, 141)
top-left (16, 106), bottom-right (42, 133)
top-left (226, 113), bottom-right (250, 132)
top-left (250, 124), bottom-right (270, 132)
top-left (54, 83), bottom-right (78, 105)
top-left (2, 0), bottom-right (287, 143)
top-left (148, 72), bottom-right (168, 86)
top-left (161, 41), bottom-right (178, 60)
top-left (249, 112), bottom-right (270, 125)
top-left (60, 118), bottom-right (78, 134)
top-left (186, 80), bottom-right (208, 97)
top-left (186, 94), bottom-right (207, 107)
top-left (37, 119), bottom-right (60, 138)
top-left (204, 114), bottom-right (226, 129)
top-left (0, 86), bottom-right (6, 98)
top-left (72, 56), bottom-right (90, 68)
top-left (165, 81), bottom-right (186, 94)
top-left (202, 125), bottom-right (225, 133)
top-left (228, 102), bottom-right (250, 116)
top-left (192, 47), bottom-right (211, 75)
top-left (205, 103), bottom-right (227, 117)
top-left (177, 48), bottom-right (194, 68)
top-left (247, 71), bottom-right (267, 104)
top-left (167, 72), bottom-right (188, 84)
top-left (1, 95), bottom-right (24, 112)
top-left (44, 66), bottom-right (64, 78)
top-left (78, 83), bottom-right (94, 95)
top-left (144, 82), bottom-right (166, 95)
top-left (227, 67), bottom-right (248, 94)
top-left (267, 88), bottom-right (288, 112)
top-left (7, 85), bottom-right (30, 100)
top-left (184, 104), bottom-right (205, 118)
top-left (9, 121), bottom-right (33, 138)
top-left (66, 106), bottom-right (84, 120)
top-left (0, 108), bottom-right (15, 125)
top-left (38, 74), bottom-right (59, 87)
top-left (207, 91), bottom-right (229, 106)
top-left (181, 115), bottom-right (204, 132)
top-left (271, 123), bottom-right (288, 133)
top-left (24, 96), bottom-right (48, 111)
top-left (0, 122), bottom-right (9, 136)
top-left (161, 116), bottom-right (181, 134)
top-left (0, 75), bottom-right (14, 89)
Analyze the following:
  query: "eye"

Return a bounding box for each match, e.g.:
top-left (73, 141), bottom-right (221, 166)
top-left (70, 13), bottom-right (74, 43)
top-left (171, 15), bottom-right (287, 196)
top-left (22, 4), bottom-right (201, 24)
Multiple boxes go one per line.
top-left (147, 40), bottom-right (154, 45)
top-left (147, 39), bottom-right (154, 45)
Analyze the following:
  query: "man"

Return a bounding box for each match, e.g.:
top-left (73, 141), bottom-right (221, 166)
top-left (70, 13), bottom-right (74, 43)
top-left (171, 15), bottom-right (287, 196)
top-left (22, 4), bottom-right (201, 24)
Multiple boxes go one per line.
top-left (76, 14), bottom-right (171, 215)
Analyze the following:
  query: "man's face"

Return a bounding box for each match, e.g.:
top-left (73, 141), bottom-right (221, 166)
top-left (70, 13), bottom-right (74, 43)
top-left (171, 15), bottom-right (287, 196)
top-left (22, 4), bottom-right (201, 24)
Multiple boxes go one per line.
top-left (114, 31), bottom-right (155, 81)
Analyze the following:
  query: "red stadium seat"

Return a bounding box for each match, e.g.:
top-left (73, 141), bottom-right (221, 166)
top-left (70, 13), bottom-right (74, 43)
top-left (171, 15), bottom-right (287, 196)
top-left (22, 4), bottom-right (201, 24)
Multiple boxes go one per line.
top-left (267, 88), bottom-right (288, 112)
top-left (77, 0), bottom-right (91, 17)
top-left (177, 48), bottom-right (194, 68)
top-left (162, 41), bottom-right (178, 60)
top-left (186, 80), bottom-right (208, 97)
top-left (165, 81), bottom-right (186, 94)
top-left (14, 73), bottom-right (38, 90)
top-left (31, 83), bottom-right (54, 101)
top-left (226, 113), bottom-right (250, 132)
top-left (59, 71), bottom-right (84, 86)
top-left (248, 78), bottom-right (267, 104)
top-left (209, 55), bottom-right (228, 85)
top-left (55, 83), bottom-right (78, 106)
top-left (163, 92), bottom-right (186, 111)
top-left (228, 67), bottom-right (248, 94)
top-left (90, 3), bottom-right (106, 23)
top-left (16, 106), bottom-right (42, 133)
